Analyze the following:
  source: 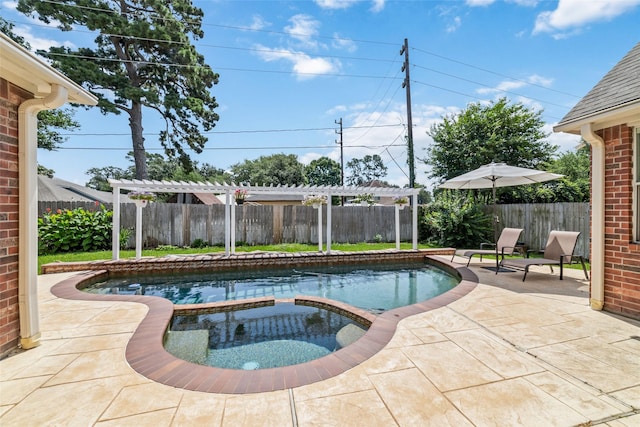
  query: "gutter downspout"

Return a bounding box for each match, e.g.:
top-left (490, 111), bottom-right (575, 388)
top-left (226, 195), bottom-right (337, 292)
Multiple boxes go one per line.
top-left (581, 123), bottom-right (605, 311)
top-left (18, 84), bottom-right (68, 349)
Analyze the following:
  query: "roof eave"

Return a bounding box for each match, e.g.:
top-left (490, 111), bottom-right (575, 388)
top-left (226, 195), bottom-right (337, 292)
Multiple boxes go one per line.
top-left (554, 101), bottom-right (640, 134)
top-left (0, 33), bottom-right (97, 106)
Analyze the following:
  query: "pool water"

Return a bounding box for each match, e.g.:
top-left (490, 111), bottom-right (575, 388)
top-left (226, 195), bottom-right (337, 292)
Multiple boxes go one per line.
top-left (169, 302), bottom-right (363, 369)
top-left (86, 262), bottom-right (458, 313)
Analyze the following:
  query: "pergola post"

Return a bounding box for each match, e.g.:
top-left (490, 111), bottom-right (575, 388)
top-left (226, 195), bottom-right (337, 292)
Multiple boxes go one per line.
top-left (317, 203), bottom-right (323, 252)
top-left (231, 197), bottom-right (236, 255)
top-left (326, 193), bottom-right (332, 254)
top-left (135, 203), bottom-right (143, 259)
top-left (224, 190), bottom-right (230, 257)
top-left (112, 188), bottom-right (120, 260)
top-left (395, 204), bottom-right (401, 250)
top-left (412, 193), bottom-right (418, 250)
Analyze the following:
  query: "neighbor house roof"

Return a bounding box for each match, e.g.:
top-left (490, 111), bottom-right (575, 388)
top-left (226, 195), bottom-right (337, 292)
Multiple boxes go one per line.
top-left (38, 175), bottom-right (130, 204)
top-left (554, 42), bottom-right (640, 134)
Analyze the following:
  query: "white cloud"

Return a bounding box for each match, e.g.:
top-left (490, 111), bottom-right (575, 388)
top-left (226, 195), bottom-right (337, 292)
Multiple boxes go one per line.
top-left (314, 0), bottom-right (384, 12)
top-left (325, 105), bottom-right (348, 116)
top-left (314, 0), bottom-right (359, 10)
top-left (467, 0), bottom-right (539, 6)
top-left (285, 14), bottom-right (321, 48)
top-left (370, 0), bottom-right (385, 13)
top-left (248, 15), bottom-right (270, 31)
top-left (446, 16), bottom-right (462, 33)
top-left (292, 56), bottom-right (339, 77)
top-left (331, 33), bottom-right (357, 52)
top-left (545, 123), bottom-right (582, 153)
top-left (510, 0), bottom-right (539, 6)
top-left (534, 0), bottom-right (640, 35)
top-left (476, 74), bottom-right (553, 96)
top-left (12, 24), bottom-right (74, 51)
top-left (254, 45), bottom-right (340, 79)
top-left (2, 1), bottom-right (17, 9)
top-left (465, 0), bottom-right (495, 6)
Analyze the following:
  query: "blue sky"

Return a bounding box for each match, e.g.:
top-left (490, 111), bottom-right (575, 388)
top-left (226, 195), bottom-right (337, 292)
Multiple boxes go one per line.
top-left (3, 0), bottom-right (640, 190)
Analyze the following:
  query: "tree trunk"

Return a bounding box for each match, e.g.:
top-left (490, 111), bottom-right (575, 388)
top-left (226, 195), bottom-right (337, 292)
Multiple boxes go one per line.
top-left (130, 101), bottom-right (147, 179)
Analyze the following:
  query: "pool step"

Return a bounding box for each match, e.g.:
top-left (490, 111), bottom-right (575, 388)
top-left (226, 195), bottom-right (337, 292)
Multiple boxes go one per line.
top-left (335, 323), bottom-right (367, 349)
top-left (164, 329), bottom-right (209, 364)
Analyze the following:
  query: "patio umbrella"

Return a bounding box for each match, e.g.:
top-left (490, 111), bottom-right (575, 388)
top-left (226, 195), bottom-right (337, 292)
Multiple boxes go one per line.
top-left (440, 162), bottom-right (563, 270)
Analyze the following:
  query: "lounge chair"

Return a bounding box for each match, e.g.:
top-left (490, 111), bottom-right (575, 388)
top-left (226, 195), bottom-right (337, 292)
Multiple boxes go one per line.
top-left (452, 227), bottom-right (524, 267)
top-left (499, 230), bottom-right (589, 281)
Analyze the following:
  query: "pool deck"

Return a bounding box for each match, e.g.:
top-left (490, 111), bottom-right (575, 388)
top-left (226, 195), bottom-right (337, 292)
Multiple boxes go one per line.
top-left (2, 255), bottom-right (640, 426)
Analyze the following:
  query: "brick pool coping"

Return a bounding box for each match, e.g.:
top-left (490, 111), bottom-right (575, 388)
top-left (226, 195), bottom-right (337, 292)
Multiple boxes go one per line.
top-left (48, 250), bottom-right (479, 394)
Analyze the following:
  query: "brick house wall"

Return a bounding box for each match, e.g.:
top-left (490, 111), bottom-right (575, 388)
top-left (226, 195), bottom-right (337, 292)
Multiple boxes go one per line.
top-left (0, 77), bottom-right (32, 355)
top-left (600, 124), bottom-right (640, 320)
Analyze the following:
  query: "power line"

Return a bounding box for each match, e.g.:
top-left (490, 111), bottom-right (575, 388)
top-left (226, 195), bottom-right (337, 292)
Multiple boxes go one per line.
top-left (33, 0), bottom-right (399, 47)
top-left (57, 123), bottom-right (402, 137)
top-left (411, 46), bottom-right (581, 98)
top-left (412, 64), bottom-right (570, 109)
top-left (9, 11), bottom-right (579, 103)
top-left (49, 142), bottom-right (407, 151)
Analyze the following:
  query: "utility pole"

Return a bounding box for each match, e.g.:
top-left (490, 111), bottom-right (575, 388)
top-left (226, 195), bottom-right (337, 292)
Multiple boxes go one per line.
top-left (400, 38), bottom-right (415, 188)
top-left (335, 118), bottom-right (344, 205)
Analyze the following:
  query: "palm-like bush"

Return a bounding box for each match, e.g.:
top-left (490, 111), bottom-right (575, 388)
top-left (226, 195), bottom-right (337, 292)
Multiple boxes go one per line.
top-left (419, 191), bottom-right (492, 248)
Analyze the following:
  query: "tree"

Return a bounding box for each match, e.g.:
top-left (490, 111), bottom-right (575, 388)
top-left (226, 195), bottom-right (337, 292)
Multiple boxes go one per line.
top-left (425, 98), bottom-right (557, 183)
top-left (86, 152), bottom-right (228, 191)
top-left (346, 154), bottom-right (388, 186)
top-left (18, 0), bottom-right (220, 179)
top-left (231, 154), bottom-right (306, 186)
top-left (37, 165), bottom-right (55, 178)
top-left (86, 165), bottom-right (132, 192)
top-left (548, 145), bottom-right (590, 202)
top-left (36, 109), bottom-right (80, 150)
top-left (305, 157), bottom-right (341, 186)
top-left (499, 144), bottom-right (591, 203)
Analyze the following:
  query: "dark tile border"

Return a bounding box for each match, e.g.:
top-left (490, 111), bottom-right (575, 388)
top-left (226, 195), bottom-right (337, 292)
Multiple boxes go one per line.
top-left (49, 252), bottom-right (478, 394)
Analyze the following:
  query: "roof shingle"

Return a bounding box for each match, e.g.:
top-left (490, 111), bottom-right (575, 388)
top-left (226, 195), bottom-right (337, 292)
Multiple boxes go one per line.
top-left (557, 42), bottom-right (640, 127)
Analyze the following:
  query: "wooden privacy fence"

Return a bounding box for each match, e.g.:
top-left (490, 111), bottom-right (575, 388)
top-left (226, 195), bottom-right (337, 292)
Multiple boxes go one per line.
top-left (492, 203), bottom-right (590, 259)
top-left (37, 202), bottom-right (413, 247)
top-left (38, 201), bottom-right (590, 259)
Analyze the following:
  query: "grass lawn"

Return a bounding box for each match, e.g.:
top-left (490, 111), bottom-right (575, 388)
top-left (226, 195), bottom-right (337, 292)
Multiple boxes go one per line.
top-left (38, 242), bottom-right (434, 273)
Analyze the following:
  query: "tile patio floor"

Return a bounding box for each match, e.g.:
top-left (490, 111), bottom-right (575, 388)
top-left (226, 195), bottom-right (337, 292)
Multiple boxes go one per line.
top-left (1, 256), bottom-right (639, 426)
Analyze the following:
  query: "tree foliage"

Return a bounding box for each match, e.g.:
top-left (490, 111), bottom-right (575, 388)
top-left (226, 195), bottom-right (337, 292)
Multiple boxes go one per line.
top-left (86, 152), bottom-right (229, 192)
top-left (17, 0), bottom-right (220, 179)
top-left (36, 109), bottom-right (80, 150)
top-left (346, 154), bottom-right (388, 186)
top-left (305, 157), bottom-right (341, 186)
top-left (230, 154), bottom-right (306, 186)
top-left (498, 144), bottom-right (591, 203)
top-left (425, 98), bottom-right (557, 182)
top-left (420, 191), bottom-right (492, 248)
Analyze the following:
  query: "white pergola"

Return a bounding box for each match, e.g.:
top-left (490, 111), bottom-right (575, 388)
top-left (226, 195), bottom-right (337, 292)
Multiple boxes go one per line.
top-left (108, 179), bottom-right (420, 260)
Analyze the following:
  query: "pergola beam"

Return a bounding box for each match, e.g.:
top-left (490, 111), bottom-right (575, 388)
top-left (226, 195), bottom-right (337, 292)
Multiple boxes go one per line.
top-left (109, 179), bottom-right (420, 259)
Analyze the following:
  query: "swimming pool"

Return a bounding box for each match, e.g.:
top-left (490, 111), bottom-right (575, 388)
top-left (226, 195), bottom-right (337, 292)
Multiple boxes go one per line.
top-left (51, 251), bottom-right (478, 393)
top-left (84, 262), bottom-right (458, 313)
top-left (169, 302), bottom-right (366, 370)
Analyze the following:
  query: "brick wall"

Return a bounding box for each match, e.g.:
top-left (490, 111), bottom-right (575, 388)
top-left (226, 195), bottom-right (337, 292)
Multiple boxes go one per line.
top-left (40, 248), bottom-right (456, 275)
top-left (0, 78), bottom-right (31, 356)
top-left (599, 124), bottom-right (640, 320)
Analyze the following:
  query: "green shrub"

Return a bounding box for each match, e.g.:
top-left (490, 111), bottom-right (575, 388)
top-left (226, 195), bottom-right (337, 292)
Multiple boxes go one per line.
top-left (419, 191), bottom-right (492, 248)
top-left (191, 238), bottom-right (207, 248)
top-left (38, 205), bottom-right (113, 254)
top-left (119, 227), bottom-right (133, 250)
